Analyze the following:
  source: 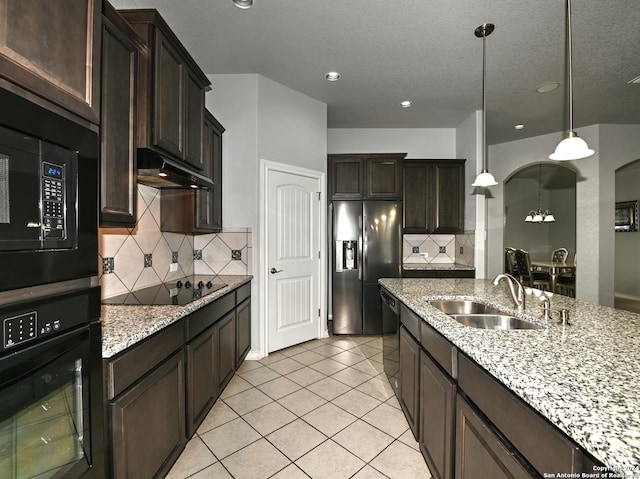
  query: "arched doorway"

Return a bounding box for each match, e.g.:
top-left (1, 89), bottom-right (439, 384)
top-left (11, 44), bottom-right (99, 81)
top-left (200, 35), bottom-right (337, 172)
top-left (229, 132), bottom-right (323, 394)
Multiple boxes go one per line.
top-left (503, 163), bottom-right (577, 291)
top-left (614, 159), bottom-right (640, 312)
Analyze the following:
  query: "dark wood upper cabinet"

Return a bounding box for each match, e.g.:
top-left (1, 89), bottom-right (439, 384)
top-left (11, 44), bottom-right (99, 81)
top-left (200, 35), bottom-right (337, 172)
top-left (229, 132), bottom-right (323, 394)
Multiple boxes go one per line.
top-left (160, 110), bottom-right (224, 234)
top-left (403, 159), bottom-right (465, 234)
top-left (117, 9), bottom-right (210, 169)
top-left (100, 2), bottom-right (144, 227)
top-left (329, 153), bottom-right (405, 200)
top-left (0, 0), bottom-right (102, 125)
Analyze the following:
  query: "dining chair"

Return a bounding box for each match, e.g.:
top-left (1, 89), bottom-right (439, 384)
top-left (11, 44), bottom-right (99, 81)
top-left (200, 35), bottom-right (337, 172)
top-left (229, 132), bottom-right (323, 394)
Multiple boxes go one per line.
top-left (504, 247), bottom-right (518, 276)
top-left (514, 249), bottom-right (550, 290)
top-left (556, 253), bottom-right (576, 297)
top-left (551, 248), bottom-right (569, 263)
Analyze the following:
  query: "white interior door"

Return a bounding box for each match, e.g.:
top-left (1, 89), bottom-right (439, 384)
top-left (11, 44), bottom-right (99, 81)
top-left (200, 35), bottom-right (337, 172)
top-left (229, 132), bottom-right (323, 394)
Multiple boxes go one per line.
top-left (266, 165), bottom-right (322, 352)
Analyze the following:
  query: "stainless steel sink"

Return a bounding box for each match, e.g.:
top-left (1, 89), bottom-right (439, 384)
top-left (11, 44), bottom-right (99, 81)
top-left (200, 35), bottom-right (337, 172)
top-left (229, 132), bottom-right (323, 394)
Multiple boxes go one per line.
top-left (450, 314), bottom-right (541, 330)
top-left (429, 299), bottom-right (502, 315)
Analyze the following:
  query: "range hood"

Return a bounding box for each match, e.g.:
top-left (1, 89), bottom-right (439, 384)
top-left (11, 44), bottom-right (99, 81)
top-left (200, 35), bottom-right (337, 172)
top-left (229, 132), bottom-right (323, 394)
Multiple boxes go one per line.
top-left (136, 148), bottom-right (214, 189)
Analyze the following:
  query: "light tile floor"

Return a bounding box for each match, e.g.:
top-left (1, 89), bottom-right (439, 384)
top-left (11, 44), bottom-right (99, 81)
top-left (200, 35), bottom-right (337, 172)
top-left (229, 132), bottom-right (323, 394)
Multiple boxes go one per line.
top-left (166, 335), bottom-right (433, 479)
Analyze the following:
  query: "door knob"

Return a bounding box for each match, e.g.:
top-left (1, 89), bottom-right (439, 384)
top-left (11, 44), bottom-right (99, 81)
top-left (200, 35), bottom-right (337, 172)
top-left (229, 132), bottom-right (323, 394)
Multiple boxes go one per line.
top-left (270, 267), bottom-right (283, 274)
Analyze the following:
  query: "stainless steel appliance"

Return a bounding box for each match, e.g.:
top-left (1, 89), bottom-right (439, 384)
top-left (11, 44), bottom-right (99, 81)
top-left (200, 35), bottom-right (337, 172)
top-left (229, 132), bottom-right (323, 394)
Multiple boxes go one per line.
top-left (0, 89), bottom-right (98, 293)
top-left (381, 287), bottom-right (400, 396)
top-left (103, 275), bottom-right (227, 305)
top-left (331, 201), bottom-right (401, 334)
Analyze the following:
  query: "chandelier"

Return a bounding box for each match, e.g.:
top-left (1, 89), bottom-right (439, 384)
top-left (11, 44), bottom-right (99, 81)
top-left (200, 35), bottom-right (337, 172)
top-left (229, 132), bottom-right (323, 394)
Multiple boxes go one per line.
top-left (525, 164), bottom-right (555, 223)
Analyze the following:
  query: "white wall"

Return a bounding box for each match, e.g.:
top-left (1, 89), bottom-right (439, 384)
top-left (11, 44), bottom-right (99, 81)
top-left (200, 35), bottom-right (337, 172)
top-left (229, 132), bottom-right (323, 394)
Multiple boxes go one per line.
top-left (328, 128), bottom-right (456, 157)
top-left (487, 124), bottom-right (640, 306)
top-left (206, 73), bottom-right (327, 357)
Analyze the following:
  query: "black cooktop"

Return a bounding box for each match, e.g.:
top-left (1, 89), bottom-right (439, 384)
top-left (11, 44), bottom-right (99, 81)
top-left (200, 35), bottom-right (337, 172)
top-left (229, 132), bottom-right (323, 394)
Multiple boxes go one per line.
top-left (102, 276), bottom-right (227, 306)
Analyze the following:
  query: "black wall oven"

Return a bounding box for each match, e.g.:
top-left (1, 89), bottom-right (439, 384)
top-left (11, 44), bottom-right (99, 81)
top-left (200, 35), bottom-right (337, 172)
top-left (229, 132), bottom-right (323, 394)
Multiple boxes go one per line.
top-left (0, 90), bottom-right (104, 478)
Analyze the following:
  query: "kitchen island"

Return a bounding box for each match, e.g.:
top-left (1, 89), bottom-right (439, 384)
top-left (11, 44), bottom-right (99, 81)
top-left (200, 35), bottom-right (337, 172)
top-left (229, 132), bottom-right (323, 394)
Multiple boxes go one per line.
top-left (380, 277), bottom-right (640, 476)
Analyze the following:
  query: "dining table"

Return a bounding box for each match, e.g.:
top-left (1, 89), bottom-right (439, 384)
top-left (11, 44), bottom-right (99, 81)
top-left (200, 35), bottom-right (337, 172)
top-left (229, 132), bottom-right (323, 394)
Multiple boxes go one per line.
top-left (530, 259), bottom-right (576, 293)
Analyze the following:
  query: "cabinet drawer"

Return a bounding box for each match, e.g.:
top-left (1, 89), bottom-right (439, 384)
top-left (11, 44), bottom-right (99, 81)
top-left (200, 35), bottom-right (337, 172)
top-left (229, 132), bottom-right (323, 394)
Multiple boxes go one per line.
top-left (187, 291), bottom-right (236, 340)
top-left (105, 320), bottom-right (185, 399)
top-left (421, 321), bottom-right (457, 378)
top-left (458, 353), bottom-right (583, 475)
top-left (400, 304), bottom-right (421, 341)
top-left (236, 282), bottom-right (251, 303)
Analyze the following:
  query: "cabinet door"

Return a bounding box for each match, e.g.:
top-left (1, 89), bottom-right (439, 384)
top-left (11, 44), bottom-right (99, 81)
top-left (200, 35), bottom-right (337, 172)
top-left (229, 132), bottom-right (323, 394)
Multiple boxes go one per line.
top-left (100, 7), bottom-right (140, 227)
top-left (433, 163), bottom-right (464, 233)
top-left (367, 157), bottom-right (402, 199)
top-left (184, 69), bottom-right (204, 170)
top-left (330, 157), bottom-right (364, 199)
top-left (235, 298), bottom-right (251, 367)
top-left (420, 351), bottom-right (456, 479)
top-left (403, 162), bottom-right (432, 232)
top-left (456, 396), bottom-right (535, 479)
top-left (399, 325), bottom-right (420, 439)
top-left (153, 31), bottom-right (184, 160)
top-left (217, 311), bottom-right (236, 392)
top-left (186, 325), bottom-right (217, 437)
top-left (0, 0), bottom-right (101, 124)
top-left (110, 350), bottom-right (186, 479)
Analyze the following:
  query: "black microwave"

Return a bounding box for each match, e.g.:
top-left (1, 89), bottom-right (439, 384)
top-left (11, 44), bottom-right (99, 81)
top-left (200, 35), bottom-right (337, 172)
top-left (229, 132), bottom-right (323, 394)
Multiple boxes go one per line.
top-left (0, 90), bottom-right (99, 293)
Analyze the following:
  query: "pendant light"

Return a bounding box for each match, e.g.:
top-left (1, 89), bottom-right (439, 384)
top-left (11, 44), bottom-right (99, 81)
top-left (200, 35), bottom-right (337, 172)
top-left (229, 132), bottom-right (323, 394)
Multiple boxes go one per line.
top-left (232, 0), bottom-right (253, 9)
top-left (472, 23), bottom-right (498, 187)
top-left (549, 0), bottom-right (594, 161)
top-left (524, 164), bottom-right (555, 223)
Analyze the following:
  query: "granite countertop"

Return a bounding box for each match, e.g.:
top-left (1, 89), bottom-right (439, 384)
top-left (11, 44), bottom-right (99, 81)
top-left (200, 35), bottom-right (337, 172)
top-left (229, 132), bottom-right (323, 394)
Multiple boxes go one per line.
top-left (100, 275), bottom-right (252, 359)
top-left (378, 277), bottom-right (640, 473)
top-left (402, 263), bottom-right (475, 271)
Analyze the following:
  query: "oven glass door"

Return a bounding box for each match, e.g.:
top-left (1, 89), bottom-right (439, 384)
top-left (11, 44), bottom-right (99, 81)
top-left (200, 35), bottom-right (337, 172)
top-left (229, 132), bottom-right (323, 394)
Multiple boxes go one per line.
top-left (0, 328), bottom-right (91, 479)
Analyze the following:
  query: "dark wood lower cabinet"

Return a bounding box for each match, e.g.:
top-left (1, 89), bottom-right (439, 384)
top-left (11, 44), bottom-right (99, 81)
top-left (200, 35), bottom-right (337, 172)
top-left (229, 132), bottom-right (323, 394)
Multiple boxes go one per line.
top-left (110, 350), bottom-right (186, 479)
top-left (186, 324), bottom-right (217, 437)
top-left (235, 297), bottom-right (251, 367)
top-left (399, 325), bottom-right (420, 439)
top-left (217, 311), bottom-right (236, 392)
top-left (105, 282), bottom-right (252, 477)
top-left (420, 350), bottom-right (456, 479)
top-left (456, 395), bottom-right (535, 479)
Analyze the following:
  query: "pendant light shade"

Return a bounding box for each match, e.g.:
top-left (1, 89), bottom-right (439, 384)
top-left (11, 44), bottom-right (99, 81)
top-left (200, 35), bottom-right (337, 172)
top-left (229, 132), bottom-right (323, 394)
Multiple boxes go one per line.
top-left (549, 0), bottom-right (594, 161)
top-left (472, 23), bottom-right (497, 188)
top-left (232, 0), bottom-right (253, 9)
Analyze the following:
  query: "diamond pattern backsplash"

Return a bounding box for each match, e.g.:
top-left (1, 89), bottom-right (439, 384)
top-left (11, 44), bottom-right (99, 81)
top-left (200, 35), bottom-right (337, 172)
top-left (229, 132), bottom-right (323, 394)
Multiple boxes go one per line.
top-left (403, 233), bottom-right (474, 266)
top-left (99, 184), bottom-right (252, 299)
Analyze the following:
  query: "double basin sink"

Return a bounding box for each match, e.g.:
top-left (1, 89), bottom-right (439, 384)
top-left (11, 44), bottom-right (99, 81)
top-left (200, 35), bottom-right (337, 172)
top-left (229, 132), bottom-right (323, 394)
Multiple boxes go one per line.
top-left (429, 299), bottom-right (541, 330)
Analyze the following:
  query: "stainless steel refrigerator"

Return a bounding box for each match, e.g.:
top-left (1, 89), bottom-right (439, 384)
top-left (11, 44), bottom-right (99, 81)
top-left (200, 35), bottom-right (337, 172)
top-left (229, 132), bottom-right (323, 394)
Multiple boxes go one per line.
top-left (331, 200), bottom-right (401, 334)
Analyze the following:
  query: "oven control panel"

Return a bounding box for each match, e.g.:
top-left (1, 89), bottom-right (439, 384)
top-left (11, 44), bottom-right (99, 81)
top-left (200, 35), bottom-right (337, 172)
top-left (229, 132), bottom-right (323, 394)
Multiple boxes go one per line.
top-left (1, 290), bottom-right (95, 352)
top-left (41, 161), bottom-right (67, 240)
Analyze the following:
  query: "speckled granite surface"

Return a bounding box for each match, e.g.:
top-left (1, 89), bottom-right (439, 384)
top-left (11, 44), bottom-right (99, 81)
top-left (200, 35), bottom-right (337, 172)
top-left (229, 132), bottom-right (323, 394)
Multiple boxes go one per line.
top-left (402, 263), bottom-right (475, 271)
top-left (379, 278), bottom-right (640, 473)
top-left (100, 275), bottom-right (252, 359)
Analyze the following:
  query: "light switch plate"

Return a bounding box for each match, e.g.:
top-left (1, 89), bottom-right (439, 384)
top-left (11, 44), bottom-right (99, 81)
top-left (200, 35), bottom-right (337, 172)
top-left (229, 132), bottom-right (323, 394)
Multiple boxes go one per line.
top-left (169, 263), bottom-right (178, 272)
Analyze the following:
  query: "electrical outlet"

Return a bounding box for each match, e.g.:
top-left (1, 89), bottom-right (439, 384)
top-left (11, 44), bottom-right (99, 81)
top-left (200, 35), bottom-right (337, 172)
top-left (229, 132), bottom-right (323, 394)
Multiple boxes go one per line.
top-left (439, 246), bottom-right (446, 254)
top-left (460, 246), bottom-right (464, 255)
top-left (231, 250), bottom-right (242, 260)
top-left (412, 246), bottom-right (420, 253)
top-left (169, 263), bottom-right (178, 272)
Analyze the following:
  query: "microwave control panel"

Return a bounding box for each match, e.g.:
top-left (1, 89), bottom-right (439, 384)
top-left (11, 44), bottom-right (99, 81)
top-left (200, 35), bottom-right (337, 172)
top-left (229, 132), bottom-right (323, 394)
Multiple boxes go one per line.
top-left (41, 161), bottom-right (66, 240)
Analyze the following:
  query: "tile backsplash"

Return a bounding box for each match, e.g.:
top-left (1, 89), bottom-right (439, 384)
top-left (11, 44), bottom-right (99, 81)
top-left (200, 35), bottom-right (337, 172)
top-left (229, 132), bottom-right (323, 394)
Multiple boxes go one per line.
top-left (99, 184), bottom-right (251, 299)
top-left (403, 233), bottom-right (474, 266)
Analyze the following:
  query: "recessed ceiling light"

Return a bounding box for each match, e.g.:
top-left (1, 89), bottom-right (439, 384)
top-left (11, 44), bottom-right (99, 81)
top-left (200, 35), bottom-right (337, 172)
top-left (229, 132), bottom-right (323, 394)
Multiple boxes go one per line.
top-left (536, 82), bottom-right (561, 93)
top-left (325, 71), bottom-right (341, 82)
top-left (628, 75), bottom-right (640, 84)
top-left (399, 101), bottom-right (413, 108)
top-left (232, 0), bottom-right (253, 9)
top-left (514, 124), bottom-right (525, 130)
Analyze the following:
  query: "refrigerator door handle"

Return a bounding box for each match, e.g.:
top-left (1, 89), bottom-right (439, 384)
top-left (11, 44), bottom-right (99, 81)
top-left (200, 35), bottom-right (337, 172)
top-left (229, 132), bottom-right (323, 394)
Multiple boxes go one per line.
top-left (362, 215), bottom-right (368, 281)
top-left (358, 215), bottom-right (363, 281)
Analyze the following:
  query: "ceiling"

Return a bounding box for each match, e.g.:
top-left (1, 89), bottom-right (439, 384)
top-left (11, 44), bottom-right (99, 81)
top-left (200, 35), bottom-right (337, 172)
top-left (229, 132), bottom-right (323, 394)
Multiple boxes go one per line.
top-left (109, 0), bottom-right (640, 145)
